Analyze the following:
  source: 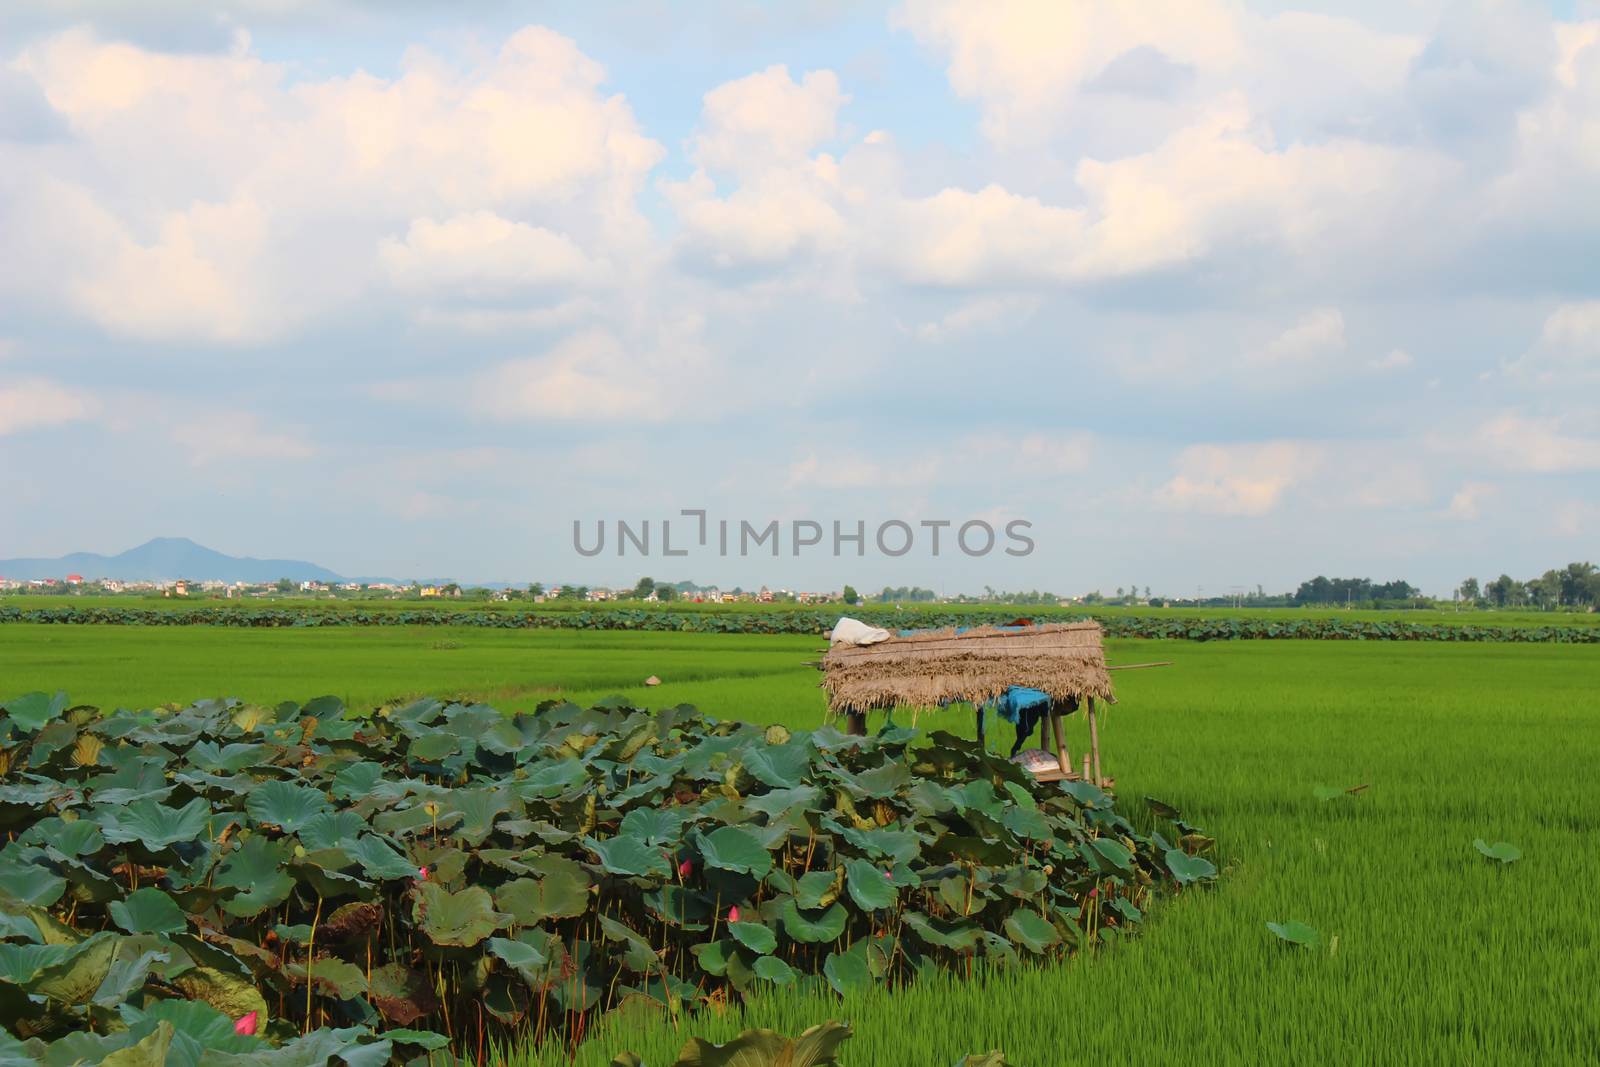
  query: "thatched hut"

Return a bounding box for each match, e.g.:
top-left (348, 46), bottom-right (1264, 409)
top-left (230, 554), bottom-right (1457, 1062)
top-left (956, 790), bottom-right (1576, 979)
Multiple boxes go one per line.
top-left (821, 620), bottom-right (1118, 784)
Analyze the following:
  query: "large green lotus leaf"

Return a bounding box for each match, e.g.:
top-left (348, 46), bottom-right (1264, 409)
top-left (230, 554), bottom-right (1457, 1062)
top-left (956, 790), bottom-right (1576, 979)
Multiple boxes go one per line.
top-left (586, 834), bottom-right (672, 878)
top-left (495, 856), bottom-right (590, 923)
top-left (443, 789), bottom-right (512, 847)
top-left (381, 1029), bottom-right (450, 1051)
top-left (219, 873), bottom-right (294, 919)
top-left (287, 956), bottom-right (367, 999)
top-left (368, 963), bottom-right (437, 1027)
top-left (245, 780), bottom-right (330, 834)
top-left (900, 910), bottom-right (982, 952)
top-left (296, 811), bottom-right (367, 851)
top-left (486, 936), bottom-right (549, 984)
top-left (646, 884), bottom-right (711, 927)
top-left (1001, 806), bottom-right (1053, 842)
top-left (1165, 849), bottom-right (1217, 885)
top-left (516, 759), bottom-right (588, 798)
top-left (372, 804), bottom-right (462, 838)
top-left (109, 888), bottom-right (187, 935)
top-left (843, 858), bottom-right (896, 912)
top-left (300, 694), bottom-right (345, 719)
top-left (727, 921), bottom-right (777, 955)
top-left (1090, 837), bottom-right (1134, 872)
top-left (29, 931), bottom-right (118, 1005)
top-left (0, 942), bottom-right (72, 984)
top-left (699, 826), bottom-right (773, 878)
top-left (201, 1026), bottom-right (377, 1067)
top-left (289, 853), bottom-right (373, 900)
top-left (743, 786), bottom-right (822, 819)
top-left (63, 1021), bottom-right (173, 1067)
top-left (1002, 910), bottom-right (1060, 953)
top-left (740, 743), bottom-right (812, 789)
top-left (752, 955), bottom-right (798, 985)
top-left (690, 940), bottom-right (734, 977)
top-left (5, 691), bottom-right (68, 733)
top-left (407, 729), bottom-right (462, 761)
top-left (342, 835), bottom-right (417, 882)
top-left (0, 859), bottom-right (66, 908)
top-left (778, 899), bottom-right (847, 943)
top-left (413, 884), bottom-right (505, 947)
top-left (330, 761), bottom-right (385, 801)
top-left (837, 825), bottom-right (922, 864)
top-left (1473, 839), bottom-right (1522, 864)
top-left (618, 807), bottom-right (686, 846)
top-left (793, 870), bottom-right (839, 910)
top-left (186, 742), bottom-right (267, 775)
top-left (92, 797), bottom-right (212, 849)
top-left (20, 817), bottom-right (104, 859)
top-left (171, 965), bottom-right (269, 1022)
top-left (822, 949), bottom-right (872, 996)
top-left (117, 998), bottom-right (262, 1067)
top-left (92, 947), bottom-right (168, 1007)
top-left (1058, 780), bottom-right (1112, 809)
top-left (1265, 920), bottom-right (1321, 948)
top-left (676, 1020), bottom-right (851, 1067)
top-left (598, 914), bottom-right (658, 973)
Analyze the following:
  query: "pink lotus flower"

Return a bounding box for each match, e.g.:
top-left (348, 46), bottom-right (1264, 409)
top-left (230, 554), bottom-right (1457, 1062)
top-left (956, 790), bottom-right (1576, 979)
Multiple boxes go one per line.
top-left (416, 866), bottom-right (428, 881)
top-left (727, 906), bottom-right (741, 923)
top-left (1088, 886), bottom-right (1099, 899)
top-left (234, 1011), bottom-right (258, 1036)
top-left (678, 859), bottom-right (693, 879)
top-left (884, 870), bottom-right (892, 880)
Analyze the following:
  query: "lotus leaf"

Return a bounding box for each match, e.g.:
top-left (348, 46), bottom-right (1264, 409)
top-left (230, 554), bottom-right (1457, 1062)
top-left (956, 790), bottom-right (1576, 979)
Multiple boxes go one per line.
top-left (413, 884), bottom-right (505, 947)
top-left (108, 888), bottom-right (186, 935)
top-left (698, 826), bottom-right (773, 878)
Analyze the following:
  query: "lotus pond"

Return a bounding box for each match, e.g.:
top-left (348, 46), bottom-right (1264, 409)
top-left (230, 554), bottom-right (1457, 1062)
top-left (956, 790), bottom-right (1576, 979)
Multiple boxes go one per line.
top-left (0, 627), bottom-right (1595, 1065)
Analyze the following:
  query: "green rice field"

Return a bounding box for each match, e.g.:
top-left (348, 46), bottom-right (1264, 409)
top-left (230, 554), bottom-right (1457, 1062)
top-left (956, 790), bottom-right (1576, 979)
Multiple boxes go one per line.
top-left (2, 623), bottom-right (1596, 1064)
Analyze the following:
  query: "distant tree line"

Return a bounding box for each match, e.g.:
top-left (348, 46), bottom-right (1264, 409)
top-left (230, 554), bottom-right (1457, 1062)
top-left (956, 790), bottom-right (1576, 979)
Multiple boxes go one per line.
top-left (871, 586), bottom-right (938, 603)
top-left (1292, 576), bottom-right (1422, 607)
top-left (1458, 562), bottom-right (1598, 610)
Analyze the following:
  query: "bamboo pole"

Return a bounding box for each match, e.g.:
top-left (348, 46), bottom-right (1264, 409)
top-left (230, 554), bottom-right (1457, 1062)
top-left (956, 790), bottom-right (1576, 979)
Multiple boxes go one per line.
top-left (1049, 708), bottom-right (1071, 776)
top-left (1087, 698), bottom-right (1102, 786)
top-left (1106, 661), bottom-right (1173, 671)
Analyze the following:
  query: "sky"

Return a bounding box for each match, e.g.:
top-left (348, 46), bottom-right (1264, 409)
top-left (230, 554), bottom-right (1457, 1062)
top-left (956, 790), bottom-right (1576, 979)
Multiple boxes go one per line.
top-left (1, 1), bottom-right (1597, 596)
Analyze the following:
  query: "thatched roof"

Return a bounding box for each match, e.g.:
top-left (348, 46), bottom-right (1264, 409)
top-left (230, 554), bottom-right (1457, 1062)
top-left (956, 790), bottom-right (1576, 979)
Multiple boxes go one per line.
top-left (821, 621), bottom-right (1115, 714)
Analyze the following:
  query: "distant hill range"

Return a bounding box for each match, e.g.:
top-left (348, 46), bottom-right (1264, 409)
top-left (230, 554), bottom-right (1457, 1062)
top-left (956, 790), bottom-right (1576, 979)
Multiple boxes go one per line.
top-left (0, 537), bottom-right (346, 584)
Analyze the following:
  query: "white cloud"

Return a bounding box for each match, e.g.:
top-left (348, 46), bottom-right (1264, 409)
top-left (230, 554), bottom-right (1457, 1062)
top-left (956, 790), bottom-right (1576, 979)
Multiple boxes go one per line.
top-left (380, 213), bottom-right (597, 295)
top-left (3, 26), bottom-right (662, 342)
top-left (1472, 414), bottom-right (1600, 473)
top-left (785, 454), bottom-right (940, 491)
top-left (1370, 348), bottom-right (1413, 371)
top-left (0, 379), bottom-right (98, 435)
top-left (472, 317), bottom-right (709, 422)
top-left (692, 65), bottom-right (846, 175)
top-left (1505, 301), bottom-right (1600, 385)
top-left (1445, 481), bottom-right (1496, 520)
top-left (1154, 441), bottom-right (1320, 516)
top-left (170, 412), bottom-right (315, 463)
top-left (910, 295), bottom-right (1039, 342)
top-left (1254, 307), bottom-right (1345, 365)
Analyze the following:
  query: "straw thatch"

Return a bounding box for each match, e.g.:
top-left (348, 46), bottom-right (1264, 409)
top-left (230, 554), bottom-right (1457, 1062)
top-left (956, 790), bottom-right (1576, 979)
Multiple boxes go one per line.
top-left (821, 621), bottom-right (1115, 714)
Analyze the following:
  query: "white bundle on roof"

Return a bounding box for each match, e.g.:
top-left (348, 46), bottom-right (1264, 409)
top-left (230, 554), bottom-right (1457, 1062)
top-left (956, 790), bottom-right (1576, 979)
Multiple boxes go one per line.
top-left (829, 617), bottom-right (891, 647)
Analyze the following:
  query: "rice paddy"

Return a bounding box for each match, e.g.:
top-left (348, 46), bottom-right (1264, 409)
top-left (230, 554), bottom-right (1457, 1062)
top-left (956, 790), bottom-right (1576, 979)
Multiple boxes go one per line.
top-left (2, 623), bottom-right (1596, 1064)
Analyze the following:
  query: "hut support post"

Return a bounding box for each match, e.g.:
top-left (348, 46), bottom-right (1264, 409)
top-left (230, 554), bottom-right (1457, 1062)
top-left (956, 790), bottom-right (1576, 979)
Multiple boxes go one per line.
top-left (847, 709), bottom-right (868, 737)
top-left (1048, 708), bottom-right (1071, 776)
top-left (1087, 698), bottom-right (1102, 786)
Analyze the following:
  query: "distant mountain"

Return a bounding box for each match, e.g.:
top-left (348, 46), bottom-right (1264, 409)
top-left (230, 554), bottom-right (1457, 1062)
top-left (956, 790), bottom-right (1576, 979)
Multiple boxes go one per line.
top-left (0, 537), bottom-right (344, 584)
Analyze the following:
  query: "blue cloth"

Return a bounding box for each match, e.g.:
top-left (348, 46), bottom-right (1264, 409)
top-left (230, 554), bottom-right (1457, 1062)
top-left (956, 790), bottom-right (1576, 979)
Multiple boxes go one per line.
top-left (988, 686), bottom-right (1051, 725)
